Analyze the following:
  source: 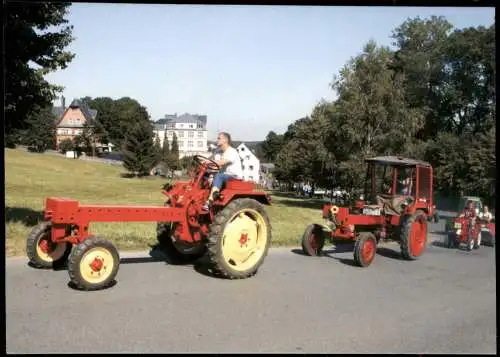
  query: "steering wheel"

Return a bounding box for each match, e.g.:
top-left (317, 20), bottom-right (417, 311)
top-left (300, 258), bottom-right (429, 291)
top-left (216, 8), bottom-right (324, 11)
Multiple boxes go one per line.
top-left (193, 155), bottom-right (220, 171)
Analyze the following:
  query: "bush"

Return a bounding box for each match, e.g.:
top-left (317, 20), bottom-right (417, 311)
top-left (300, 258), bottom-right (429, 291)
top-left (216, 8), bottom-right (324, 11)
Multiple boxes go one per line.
top-left (59, 139), bottom-right (74, 154)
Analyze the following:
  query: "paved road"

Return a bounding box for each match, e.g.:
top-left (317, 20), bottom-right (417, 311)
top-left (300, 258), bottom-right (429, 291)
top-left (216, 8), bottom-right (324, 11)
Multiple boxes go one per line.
top-left (6, 222), bottom-right (496, 354)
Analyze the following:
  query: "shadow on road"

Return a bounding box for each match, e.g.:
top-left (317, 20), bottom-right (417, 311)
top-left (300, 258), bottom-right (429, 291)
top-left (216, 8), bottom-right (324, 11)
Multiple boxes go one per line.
top-left (5, 206), bottom-right (44, 227)
top-left (376, 247), bottom-right (404, 261)
top-left (431, 240), bottom-right (449, 249)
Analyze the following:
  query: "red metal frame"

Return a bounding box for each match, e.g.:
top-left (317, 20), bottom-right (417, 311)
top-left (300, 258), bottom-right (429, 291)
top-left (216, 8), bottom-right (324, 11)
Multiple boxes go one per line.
top-left (43, 159), bottom-right (271, 245)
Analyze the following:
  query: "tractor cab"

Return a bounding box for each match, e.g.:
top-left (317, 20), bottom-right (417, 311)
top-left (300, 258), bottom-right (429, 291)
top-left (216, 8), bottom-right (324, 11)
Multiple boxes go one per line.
top-left (358, 156), bottom-right (434, 217)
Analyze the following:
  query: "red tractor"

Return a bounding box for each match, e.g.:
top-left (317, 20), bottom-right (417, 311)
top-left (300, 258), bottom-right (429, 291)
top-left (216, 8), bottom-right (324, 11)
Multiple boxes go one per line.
top-left (446, 199), bottom-right (495, 251)
top-left (26, 155), bottom-right (272, 291)
top-left (302, 156), bottom-right (434, 267)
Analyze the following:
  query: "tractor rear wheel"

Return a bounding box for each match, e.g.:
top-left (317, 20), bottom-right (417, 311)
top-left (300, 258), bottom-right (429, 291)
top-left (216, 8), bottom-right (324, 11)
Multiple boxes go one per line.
top-left (207, 198), bottom-right (272, 279)
top-left (301, 224), bottom-right (326, 256)
top-left (353, 233), bottom-right (377, 267)
top-left (400, 210), bottom-right (428, 260)
top-left (156, 221), bottom-right (206, 264)
top-left (67, 237), bottom-right (120, 291)
top-left (26, 221), bottom-right (72, 269)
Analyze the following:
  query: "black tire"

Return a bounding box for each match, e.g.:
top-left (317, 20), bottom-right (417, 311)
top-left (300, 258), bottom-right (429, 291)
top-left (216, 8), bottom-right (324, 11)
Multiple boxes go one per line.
top-left (155, 201), bottom-right (206, 264)
top-left (434, 214), bottom-right (439, 224)
top-left (26, 221), bottom-right (72, 269)
top-left (156, 221), bottom-right (206, 264)
top-left (447, 232), bottom-right (457, 249)
top-left (353, 233), bottom-right (377, 267)
top-left (400, 210), bottom-right (428, 260)
top-left (301, 224), bottom-right (326, 256)
top-left (67, 237), bottom-right (120, 291)
top-left (207, 198), bottom-right (272, 279)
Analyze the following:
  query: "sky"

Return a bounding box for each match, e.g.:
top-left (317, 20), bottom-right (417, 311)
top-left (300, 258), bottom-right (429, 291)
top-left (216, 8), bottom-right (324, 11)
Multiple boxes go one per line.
top-left (45, 4), bottom-right (495, 141)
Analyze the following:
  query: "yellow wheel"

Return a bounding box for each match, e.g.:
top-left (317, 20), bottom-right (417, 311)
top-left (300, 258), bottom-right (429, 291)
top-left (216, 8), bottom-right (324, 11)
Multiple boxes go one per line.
top-left (207, 198), bottom-right (272, 279)
top-left (26, 221), bottom-right (72, 269)
top-left (67, 237), bottom-right (120, 291)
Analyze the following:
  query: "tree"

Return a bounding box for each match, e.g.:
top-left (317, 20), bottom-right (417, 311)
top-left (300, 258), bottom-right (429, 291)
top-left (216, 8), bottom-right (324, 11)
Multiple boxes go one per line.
top-left (73, 122), bottom-right (96, 157)
top-left (121, 121), bottom-right (159, 177)
top-left (80, 96), bottom-right (152, 149)
top-left (169, 132), bottom-right (180, 171)
top-left (5, 2), bottom-right (75, 146)
top-left (261, 131), bottom-right (284, 162)
top-left (161, 131), bottom-right (172, 171)
top-left (153, 133), bottom-right (162, 164)
top-left (391, 16), bottom-right (453, 141)
top-left (328, 40), bottom-right (424, 193)
top-left (22, 105), bottom-right (57, 153)
top-left (58, 138), bottom-right (74, 154)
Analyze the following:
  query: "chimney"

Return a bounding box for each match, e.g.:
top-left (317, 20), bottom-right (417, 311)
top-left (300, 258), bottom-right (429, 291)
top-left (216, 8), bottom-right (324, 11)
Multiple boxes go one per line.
top-left (61, 96), bottom-right (66, 109)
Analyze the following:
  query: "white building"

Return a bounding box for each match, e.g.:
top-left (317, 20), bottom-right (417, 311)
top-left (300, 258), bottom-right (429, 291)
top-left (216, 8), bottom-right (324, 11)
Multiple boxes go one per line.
top-left (236, 143), bottom-right (260, 182)
top-left (153, 113), bottom-right (209, 158)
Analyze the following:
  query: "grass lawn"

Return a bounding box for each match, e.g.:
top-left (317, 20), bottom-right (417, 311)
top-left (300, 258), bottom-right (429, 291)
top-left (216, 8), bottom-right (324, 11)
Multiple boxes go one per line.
top-left (5, 148), bottom-right (327, 257)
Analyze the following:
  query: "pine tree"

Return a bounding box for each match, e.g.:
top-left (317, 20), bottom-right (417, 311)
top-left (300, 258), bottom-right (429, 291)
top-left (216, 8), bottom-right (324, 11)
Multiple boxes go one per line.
top-left (154, 133), bottom-right (162, 164)
top-left (162, 130), bottom-right (171, 169)
top-left (122, 121), bottom-right (159, 177)
top-left (170, 132), bottom-right (180, 171)
top-left (22, 105), bottom-right (57, 153)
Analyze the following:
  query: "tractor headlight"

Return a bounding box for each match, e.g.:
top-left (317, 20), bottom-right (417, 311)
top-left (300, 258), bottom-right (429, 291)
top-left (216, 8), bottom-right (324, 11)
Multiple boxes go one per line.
top-left (456, 229), bottom-right (461, 235)
top-left (454, 222), bottom-right (462, 229)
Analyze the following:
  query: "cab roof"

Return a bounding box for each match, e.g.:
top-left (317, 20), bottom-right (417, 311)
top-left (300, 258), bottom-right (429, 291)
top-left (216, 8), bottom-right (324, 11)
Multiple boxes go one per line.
top-left (365, 156), bottom-right (432, 168)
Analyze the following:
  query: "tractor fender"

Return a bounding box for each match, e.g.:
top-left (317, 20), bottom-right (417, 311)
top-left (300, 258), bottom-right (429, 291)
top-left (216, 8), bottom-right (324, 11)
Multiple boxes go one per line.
top-left (221, 192), bottom-right (272, 206)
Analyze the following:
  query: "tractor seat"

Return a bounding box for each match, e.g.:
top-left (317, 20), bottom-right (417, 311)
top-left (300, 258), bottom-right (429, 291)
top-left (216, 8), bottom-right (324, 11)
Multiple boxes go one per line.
top-left (225, 178), bottom-right (254, 190)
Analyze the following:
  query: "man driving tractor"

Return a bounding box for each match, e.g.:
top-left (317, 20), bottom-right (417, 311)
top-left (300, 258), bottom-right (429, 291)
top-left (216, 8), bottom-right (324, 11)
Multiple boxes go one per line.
top-left (202, 131), bottom-right (243, 211)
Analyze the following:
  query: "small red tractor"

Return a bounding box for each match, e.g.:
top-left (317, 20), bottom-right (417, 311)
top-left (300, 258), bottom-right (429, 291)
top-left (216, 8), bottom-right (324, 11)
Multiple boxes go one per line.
top-left (301, 156), bottom-right (434, 267)
top-left (26, 155), bottom-right (272, 291)
top-left (446, 200), bottom-right (495, 251)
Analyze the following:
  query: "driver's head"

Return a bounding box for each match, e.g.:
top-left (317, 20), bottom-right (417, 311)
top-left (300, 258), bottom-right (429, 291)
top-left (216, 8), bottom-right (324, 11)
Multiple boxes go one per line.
top-left (217, 132), bottom-right (231, 150)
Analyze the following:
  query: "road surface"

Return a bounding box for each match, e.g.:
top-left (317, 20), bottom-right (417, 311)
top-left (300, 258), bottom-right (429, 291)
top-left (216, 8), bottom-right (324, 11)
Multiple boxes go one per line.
top-left (6, 222), bottom-right (496, 354)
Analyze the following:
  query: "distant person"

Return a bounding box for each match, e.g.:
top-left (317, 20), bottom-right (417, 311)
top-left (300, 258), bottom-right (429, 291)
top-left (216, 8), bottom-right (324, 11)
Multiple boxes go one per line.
top-left (481, 205), bottom-right (493, 223)
top-left (202, 132), bottom-right (243, 211)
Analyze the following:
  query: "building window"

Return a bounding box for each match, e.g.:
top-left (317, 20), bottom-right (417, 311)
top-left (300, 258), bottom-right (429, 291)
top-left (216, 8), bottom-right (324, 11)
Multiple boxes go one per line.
top-left (188, 141), bottom-right (194, 148)
top-left (197, 122), bottom-right (203, 129)
top-left (240, 147), bottom-right (245, 151)
top-left (189, 124), bottom-right (194, 129)
top-left (167, 131), bottom-right (172, 137)
top-left (188, 131), bottom-right (194, 138)
top-left (197, 141), bottom-right (203, 148)
top-left (249, 165), bottom-right (254, 170)
top-left (180, 123), bottom-right (184, 128)
top-left (242, 165), bottom-right (245, 170)
top-left (178, 131), bottom-right (184, 138)
top-left (197, 131), bottom-right (203, 138)
top-left (179, 141), bottom-right (184, 148)
top-left (246, 155), bottom-right (250, 160)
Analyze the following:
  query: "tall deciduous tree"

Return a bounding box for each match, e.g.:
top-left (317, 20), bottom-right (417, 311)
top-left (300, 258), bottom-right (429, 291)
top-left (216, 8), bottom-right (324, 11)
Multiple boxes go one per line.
top-left (5, 2), bottom-right (75, 146)
top-left (261, 131), bottom-right (284, 162)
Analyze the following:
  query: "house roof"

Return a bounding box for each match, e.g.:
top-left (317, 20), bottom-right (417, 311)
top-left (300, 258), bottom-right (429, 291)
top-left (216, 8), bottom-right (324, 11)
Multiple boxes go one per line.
top-left (156, 113), bottom-right (207, 125)
top-left (54, 98), bottom-right (99, 128)
top-left (365, 156), bottom-right (431, 168)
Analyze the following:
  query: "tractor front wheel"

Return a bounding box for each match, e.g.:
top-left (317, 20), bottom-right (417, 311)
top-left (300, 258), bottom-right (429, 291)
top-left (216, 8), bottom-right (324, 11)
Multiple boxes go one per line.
top-left (26, 221), bottom-right (72, 269)
top-left (301, 224), bottom-right (326, 256)
top-left (353, 233), bottom-right (377, 267)
top-left (207, 198), bottom-right (272, 279)
top-left (67, 237), bottom-right (120, 291)
top-left (400, 210), bottom-right (428, 260)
